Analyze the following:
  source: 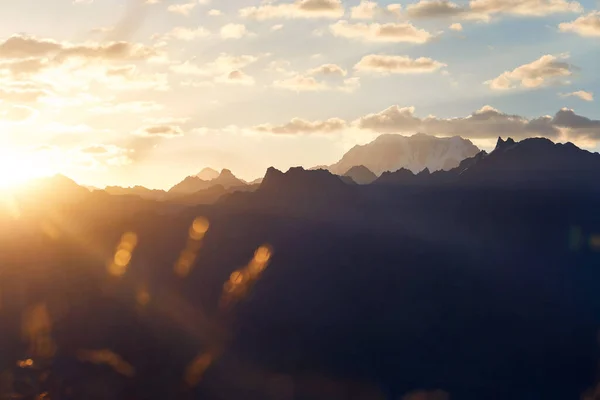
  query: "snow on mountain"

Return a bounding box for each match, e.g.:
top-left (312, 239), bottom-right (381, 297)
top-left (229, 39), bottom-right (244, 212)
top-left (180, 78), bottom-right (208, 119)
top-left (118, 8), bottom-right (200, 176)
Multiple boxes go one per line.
top-left (329, 133), bottom-right (480, 176)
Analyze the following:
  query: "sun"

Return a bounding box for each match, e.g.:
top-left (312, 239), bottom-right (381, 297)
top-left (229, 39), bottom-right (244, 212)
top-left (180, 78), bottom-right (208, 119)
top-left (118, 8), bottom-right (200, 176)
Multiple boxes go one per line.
top-left (0, 150), bottom-right (55, 190)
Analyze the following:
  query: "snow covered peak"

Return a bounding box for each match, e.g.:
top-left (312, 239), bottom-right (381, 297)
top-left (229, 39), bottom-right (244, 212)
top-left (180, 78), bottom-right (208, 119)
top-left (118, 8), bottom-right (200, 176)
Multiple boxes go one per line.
top-left (330, 133), bottom-right (480, 176)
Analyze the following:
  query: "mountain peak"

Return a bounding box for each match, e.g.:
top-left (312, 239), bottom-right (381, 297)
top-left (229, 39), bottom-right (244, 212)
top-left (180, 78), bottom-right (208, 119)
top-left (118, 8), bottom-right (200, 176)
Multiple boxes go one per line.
top-left (495, 137), bottom-right (516, 152)
top-left (343, 165), bottom-right (377, 185)
top-left (219, 168), bottom-right (235, 178)
top-left (330, 133), bottom-right (480, 176)
top-left (196, 167), bottom-right (219, 181)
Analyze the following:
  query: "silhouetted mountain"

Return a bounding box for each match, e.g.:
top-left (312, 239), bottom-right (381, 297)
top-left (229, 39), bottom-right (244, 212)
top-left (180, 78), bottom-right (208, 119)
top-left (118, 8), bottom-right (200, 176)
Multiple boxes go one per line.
top-left (458, 137), bottom-right (600, 189)
top-left (343, 165), bottom-right (377, 184)
top-left (13, 174), bottom-right (90, 203)
top-left (197, 167), bottom-right (220, 181)
top-left (2, 137), bottom-right (600, 400)
top-left (223, 167), bottom-right (358, 214)
top-left (374, 167), bottom-right (419, 185)
top-left (259, 167), bottom-right (351, 196)
top-left (330, 133), bottom-right (480, 176)
top-left (169, 169), bottom-right (246, 194)
top-left (171, 184), bottom-right (259, 205)
top-left (105, 186), bottom-right (167, 200)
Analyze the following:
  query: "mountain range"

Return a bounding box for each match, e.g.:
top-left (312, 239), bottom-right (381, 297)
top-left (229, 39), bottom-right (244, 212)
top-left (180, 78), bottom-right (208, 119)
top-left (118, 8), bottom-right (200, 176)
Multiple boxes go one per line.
top-left (2, 135), bottom-right (600, 400)
top-left (100, 134), bottom-right (481, 202)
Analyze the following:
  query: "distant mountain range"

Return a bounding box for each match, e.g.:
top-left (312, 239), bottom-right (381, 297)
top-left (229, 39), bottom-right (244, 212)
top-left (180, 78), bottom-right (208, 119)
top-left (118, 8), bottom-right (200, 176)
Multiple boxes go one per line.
top-left (14, 135), bottom-right (600, 209)
top-left (104, 168), bottom-right (251, 202)
top-left (329, 133), bottom-right (480, 176)
top-left (169, 169), bottom-right (247, 194)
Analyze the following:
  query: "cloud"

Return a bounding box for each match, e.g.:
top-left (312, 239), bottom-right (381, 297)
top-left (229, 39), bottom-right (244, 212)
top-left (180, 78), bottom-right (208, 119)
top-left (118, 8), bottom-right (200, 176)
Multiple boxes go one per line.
top-left (308, 63), bottom-right (347, 76)
top-left (254, 117), bottom-right (347, 134)
top-left (355, 54), bottom-right (446, 74)
top-left (0, 35), bottom-right (158, 62)
top-left (215, 70), bottom-right (255, 86)
top-left (0, 84), bottom-right (50, 103)
top-left (168, 2), bottom-right (197, 15)
top-left (136, 124), bottom-right (184, 137)
top-left (402, 0), bottom-right (581, 22)
top-left (101, 67), bottom-right (170, 91)
top-left (339, 76), bottom-right (361, 93)
top-left (274, 75), bottom-right (330, 91)
top-left (220, 23), bottom-right (249, 39)
top-left (208, 9), bottom-right (222, 16)
top-left (78, 144), bottom-right (133, 167)
top-left (350, 1), bottom-right (403, 19)
top-left (486, 54), bottom-right (573, 90)
top-left (160, 26), bottom-right (210, 41)
top-left (329, 21), bottom-right (434, 43)
top-left (90, 101), bottom-right (165, 114)
top-left (449, 22), bottom-right (463, 30)
top-left (469, 0), bottom-right (582, 18)
top-left (240, 0), bottom-right (344, 20)
top-left (0, 35), bottom-right (162, 86)
top-left (354, 104), bottom-right (600, 141)
top-left (0, 105), bottom-right (38, 123)
top-left (406, 0), bottom-right (468, 18)
top-left (559, 11), bottom-right (600, 37)
top-left (170, 54), bottom-right (258, 85)
top-left (559, 90), bottom-right (594, 101)
top-left (271, 24), bottom-right (284, 31)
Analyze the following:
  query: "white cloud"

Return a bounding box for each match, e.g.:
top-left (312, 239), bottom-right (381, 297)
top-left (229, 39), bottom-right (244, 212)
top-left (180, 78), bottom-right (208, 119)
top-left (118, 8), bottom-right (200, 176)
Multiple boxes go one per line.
top-left (354, 104), bottom-right (600, 142)
top-left (355, 54), bottom-right (447, 74)
top-left (559, 90), bottom-right (594, 101)
top-left (168, 2), bottom-right (197, 15)
top-left (274, 74), bottom-right (330, 91)
top-left (330, 21), bottom-right (434, 43)
top-left (271, 24), bottom-right (284, 31)
top-left (449, 22), bottom-right (463, 30)
top-left (559, 11), bottom-right (600, 37)
top-left (351, 1), bottom-right (379, 19)
top-left (350, 1), bottom-right (403, 19)
top-left (161, 26), bottom-right (210, 41)
top-left (340, 76), bottom-right (361, 93)
top-left (406, 0), bottom-right (469, 18)
top-left (240, 0), bottom-right (344, 20)
top-left (208, 9), bottom-right (222, 16)
top-left (486, 54), bottom-right (573, 90)
top-left (170, 53), bottom-right (258, 76)
top-left (403, 0), bottom-right (581, 22)
top-left (220, 23), bottom-right (249, 39)
top-left (0, 35), bottom-right (159, 63)
top-left (469, 0), bottom-right (582, 18)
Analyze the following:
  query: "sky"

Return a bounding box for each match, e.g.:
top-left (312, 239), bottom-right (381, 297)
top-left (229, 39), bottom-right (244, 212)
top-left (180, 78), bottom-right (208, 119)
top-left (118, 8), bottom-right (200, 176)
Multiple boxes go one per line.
top-left (0, 0), bottom-right (599, 189)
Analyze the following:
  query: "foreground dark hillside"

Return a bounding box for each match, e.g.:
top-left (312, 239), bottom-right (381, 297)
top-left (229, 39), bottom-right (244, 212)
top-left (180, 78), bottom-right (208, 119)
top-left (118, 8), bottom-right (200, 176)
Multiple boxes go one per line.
top-left (1, 138), bottom-right (600, 400)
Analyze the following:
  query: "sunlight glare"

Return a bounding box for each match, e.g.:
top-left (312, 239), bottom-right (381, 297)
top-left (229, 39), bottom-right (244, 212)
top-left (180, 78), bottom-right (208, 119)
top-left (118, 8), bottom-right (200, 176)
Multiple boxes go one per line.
top-left (0, 149), bottom-right (56, 189)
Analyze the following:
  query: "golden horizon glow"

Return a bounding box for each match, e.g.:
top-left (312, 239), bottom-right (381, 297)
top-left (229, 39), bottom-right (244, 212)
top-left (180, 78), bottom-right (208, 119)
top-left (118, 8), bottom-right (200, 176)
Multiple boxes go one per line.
top-left (0, 150), bottom-right (57, 190)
